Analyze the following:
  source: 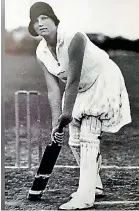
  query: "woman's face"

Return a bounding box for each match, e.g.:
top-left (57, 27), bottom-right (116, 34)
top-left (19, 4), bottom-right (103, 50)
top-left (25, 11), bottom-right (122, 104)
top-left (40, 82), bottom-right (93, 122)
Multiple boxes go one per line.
top-left (33, 14), bottom-right (57, 37)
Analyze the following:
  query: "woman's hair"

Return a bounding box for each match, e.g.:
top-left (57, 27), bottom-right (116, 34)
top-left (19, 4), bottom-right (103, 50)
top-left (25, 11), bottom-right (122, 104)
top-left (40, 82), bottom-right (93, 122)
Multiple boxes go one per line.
top-left (28, 2), bottom-right (60, 36)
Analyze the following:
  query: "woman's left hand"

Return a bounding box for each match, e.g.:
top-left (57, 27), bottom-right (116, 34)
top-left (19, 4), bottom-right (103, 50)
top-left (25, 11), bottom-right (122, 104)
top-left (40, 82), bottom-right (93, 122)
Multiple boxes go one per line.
top-left (51, 114), bottom-right (72, 144)
top-left (51, 125), bottom-right (64, 145)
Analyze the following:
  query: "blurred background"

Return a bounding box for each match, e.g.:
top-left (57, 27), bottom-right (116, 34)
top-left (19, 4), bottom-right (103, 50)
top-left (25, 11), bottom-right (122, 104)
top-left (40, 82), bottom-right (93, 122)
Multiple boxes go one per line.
top-left (5, 0), bottom-right (139, 54)
top-left (5, 0), bottom-right (139, 53)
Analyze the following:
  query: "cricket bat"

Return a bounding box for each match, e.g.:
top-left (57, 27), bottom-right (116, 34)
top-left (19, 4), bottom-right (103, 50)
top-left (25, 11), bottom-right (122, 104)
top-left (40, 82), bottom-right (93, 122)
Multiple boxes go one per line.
top-left (27, 120), bottom-right (66, 201)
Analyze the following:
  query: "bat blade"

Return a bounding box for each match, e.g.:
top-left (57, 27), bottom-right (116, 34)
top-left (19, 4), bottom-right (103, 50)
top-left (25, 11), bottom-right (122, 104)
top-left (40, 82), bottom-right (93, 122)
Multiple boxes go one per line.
top-left (28, 142), bottom-right (62, 200)
top-left (27, 121), bottom-right (65, 201)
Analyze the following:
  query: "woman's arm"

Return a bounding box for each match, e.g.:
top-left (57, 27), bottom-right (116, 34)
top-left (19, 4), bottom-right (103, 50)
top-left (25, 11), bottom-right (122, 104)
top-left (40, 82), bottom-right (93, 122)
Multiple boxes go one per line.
top-left (62, 32), bottom-right (87, 118)
top-left (37, 58), bottom-right (62, 128)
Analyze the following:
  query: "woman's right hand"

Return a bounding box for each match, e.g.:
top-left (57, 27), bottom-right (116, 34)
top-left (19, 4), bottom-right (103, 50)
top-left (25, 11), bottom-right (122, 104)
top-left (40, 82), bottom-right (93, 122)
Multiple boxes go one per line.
top-left (58, 114), bottom-right (73, 127)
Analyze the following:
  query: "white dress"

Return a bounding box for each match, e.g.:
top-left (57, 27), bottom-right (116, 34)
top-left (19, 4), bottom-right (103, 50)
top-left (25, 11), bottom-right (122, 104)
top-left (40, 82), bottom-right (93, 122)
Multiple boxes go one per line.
top-left (36, 23), bottom-right (131, 133)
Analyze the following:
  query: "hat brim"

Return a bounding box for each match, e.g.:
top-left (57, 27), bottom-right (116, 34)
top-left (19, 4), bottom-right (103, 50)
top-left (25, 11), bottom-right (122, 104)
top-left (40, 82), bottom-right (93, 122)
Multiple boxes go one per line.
top-left (28, 21), bottom-right (38, 37)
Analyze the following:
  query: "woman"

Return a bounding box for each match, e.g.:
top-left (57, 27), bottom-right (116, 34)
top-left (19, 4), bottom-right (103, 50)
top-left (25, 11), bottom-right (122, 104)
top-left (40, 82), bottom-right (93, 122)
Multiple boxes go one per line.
top-left (28, 2), bottom-right (131, 209)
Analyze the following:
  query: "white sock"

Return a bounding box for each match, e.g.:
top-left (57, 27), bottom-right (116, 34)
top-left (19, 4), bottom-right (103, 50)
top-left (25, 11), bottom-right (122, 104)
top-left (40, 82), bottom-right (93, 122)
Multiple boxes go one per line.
top-left (77, 139), bottom-right (100, 203)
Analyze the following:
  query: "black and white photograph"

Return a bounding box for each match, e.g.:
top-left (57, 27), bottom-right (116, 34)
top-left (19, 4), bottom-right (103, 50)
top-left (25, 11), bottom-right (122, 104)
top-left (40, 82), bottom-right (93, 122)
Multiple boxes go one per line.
top-left (4, 0), bottom-right (139, 210)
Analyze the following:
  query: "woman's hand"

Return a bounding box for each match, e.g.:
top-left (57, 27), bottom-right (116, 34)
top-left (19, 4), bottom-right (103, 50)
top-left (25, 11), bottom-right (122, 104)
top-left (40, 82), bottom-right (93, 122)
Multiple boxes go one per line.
top-left (51, 114), bottom-right (73, 145)
top-left (51, 125), bottom-right (64, 145)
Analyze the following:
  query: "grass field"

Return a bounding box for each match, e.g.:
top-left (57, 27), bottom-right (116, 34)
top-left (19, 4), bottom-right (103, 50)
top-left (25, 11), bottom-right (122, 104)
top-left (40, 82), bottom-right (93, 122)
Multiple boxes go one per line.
top-left (4, 52), bottom-right (139, 210)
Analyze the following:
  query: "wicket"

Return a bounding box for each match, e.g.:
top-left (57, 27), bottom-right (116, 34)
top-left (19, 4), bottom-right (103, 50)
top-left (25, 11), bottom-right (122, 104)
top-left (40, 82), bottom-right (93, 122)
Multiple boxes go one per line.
top-left (15, 90), bottom-right (42, 168)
